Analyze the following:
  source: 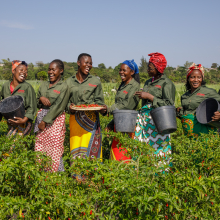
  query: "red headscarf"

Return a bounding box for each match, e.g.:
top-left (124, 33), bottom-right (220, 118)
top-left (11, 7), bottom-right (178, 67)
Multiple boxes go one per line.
top-left (186, 63), bottom-right (204, 79)
top-left (12, 60), bottom-right (28, 71)
top-left (148, 52), bottom-right (167, 73)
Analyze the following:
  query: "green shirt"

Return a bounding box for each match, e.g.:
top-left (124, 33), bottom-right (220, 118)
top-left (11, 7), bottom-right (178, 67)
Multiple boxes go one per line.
top-left (37, 80), bottom-right (69, 124)
top-left (142, 74), bottom-right (176, 108)
top-left (1, 81), bottom-right (37, 121)
top-left (65, 74), bottom-right (105, 114)
top-left (107, 78), bottom-right (140, 130)
top-left (179, 85), bottom-right (220, 116)
top-left (108, 78), bottom-right (140, 113)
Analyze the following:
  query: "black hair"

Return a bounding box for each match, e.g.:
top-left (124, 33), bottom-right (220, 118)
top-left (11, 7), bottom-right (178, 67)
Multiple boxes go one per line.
top-left (51, 59), bottom-right (64, 75)
top-left (133, 73), bottom-right (140, 84)
top-left (77, 53), bottom-right (92, 61)
top-left (185, 78), bottom-right (206, 91)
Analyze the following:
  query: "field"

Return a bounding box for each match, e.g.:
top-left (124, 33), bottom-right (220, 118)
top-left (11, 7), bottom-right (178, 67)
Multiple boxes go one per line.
top-left (0, 81), bottom-right (220, 219)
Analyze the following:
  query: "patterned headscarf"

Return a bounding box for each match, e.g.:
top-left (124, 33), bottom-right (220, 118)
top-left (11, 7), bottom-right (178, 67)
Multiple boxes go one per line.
top-left (12, 60), bottom-right (28, 71)
top-left (186, 63), bottom-right (204, 79)
top-left (148, 52), bottom-right (167, 73)
top-left (122, 59), bottom-right (139, 74)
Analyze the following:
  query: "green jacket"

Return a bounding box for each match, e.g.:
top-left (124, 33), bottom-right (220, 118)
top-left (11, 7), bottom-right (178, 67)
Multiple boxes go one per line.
top-left (65, 74), bottom-right (105, 114)
top-left (142, 74), bottom-right (176, 108)
top-left (1, 81), bottom-right (37, 121)
top-left (108, 78), bottom-right (140, 113)
top-left (179, 85), bottom-right (220, 116)
top-left (107, 78), bottom-right (140, 130)
top-left (37, 80), bottom-right (69, 124)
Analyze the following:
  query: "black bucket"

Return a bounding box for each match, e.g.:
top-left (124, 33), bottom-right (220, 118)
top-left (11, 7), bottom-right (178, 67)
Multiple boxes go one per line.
top-left (0, 95), bottom-right (25, 120)
top-left (113, 110), bottom-right (138, 133)
top-left (196, 98), bottom-right (220, 128)
top-left (150, 106), bottom-right (177, 135)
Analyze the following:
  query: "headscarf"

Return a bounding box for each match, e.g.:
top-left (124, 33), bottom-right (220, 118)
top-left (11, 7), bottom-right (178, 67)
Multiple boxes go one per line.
top-left (186, 63), bottom-right (204, 79)
top-left (12, 60), bottom-right (28, 71)
top-left (148, 52), bottom-right (167, 73)
top-left (122, 59), bottom-right (139, 74)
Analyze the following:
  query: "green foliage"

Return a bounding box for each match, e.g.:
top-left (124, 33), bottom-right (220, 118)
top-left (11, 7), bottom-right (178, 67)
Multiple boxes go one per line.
top-left (98, 63), bottom-right (106, 70)
top-left (0, 58), bottom-right (12, 80)
top-left (37, 71), bottom-right (48, 81)
top-left (211, 63), bottom-right (218, 68)
top-left (139, 56), bottom-right (148, 73)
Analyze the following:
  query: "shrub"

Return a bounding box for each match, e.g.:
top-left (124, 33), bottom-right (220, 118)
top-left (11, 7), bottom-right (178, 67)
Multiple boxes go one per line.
top-left (37, 71), bottom-right (48, 81)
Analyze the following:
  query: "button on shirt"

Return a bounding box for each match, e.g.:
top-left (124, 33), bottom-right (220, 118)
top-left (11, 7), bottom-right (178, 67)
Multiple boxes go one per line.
top-left (142, 74), bottom-right (176, 108)
top-left (1, 81), bottom-right (37, 121)
top-left (37, 80), bottom-right (69, 124)
top-left (65, 74), bottom-right (105, 113)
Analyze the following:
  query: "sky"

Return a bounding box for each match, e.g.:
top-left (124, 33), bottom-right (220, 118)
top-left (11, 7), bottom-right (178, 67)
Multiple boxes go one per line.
top-left (0, 0), bottom-right (220, 68)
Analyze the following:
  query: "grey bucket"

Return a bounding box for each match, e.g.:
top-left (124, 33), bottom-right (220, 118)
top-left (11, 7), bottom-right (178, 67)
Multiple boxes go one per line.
top-left (150, 106), bottom-right (177, 135)
top-left (0, 95), bottom-right (25, 120)
top-left (113, 109), bottom-right (138, 133)
top-left (196, 98), bottom-right (220, 128)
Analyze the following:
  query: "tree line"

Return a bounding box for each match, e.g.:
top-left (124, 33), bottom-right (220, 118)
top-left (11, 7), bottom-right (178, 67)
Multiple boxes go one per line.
top-left (1, 58), bottom-right (220, 84)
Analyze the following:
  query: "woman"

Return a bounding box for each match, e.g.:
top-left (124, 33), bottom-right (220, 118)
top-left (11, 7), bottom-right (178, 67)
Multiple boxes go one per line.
top-left (34, 59), bottom-right (69, 172)
top-left (1, 60), bottom-right (37, 136)
top-left (177, 63), bottom-right (220, 138)
top-left (106, 59), bottom-right (140, 161)
top-left (134, 52), bottom-right (175, 163)
top-left (66, 53), bottom-right (106, 164)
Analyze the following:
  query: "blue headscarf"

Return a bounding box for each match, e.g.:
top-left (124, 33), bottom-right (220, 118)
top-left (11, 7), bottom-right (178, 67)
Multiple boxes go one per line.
top-left (122, 59), bottom-right (139, 74)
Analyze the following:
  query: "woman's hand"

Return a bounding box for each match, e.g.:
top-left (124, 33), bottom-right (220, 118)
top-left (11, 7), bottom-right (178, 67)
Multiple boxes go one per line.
top-left (38, 121), bottom-right (46, 131)
top-left (134, 91), bottom-right (154, 102)
top-left (69, 103), bottom-right (77, 114)
top-left (39, 97), bottom-right (51, 107)
top-left (176, 107), bottom-right (182, 113)
top-left (212, 111), bottom-right (220, 121)
top-left (8, 116), bottom-right (28, 126)
top-left (99, 105), bottom-right (107, 115)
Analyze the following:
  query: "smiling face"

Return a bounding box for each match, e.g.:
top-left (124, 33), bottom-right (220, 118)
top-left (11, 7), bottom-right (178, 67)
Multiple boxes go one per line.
top-left (188, 69), bottom-right (203, 90)
top-left (77, 56), bottom-right (92, 75)
top-left (147, 62), bottom-right (159, 78)
top-left (12, 64), bottom-right (27, 83)
top-left (119, 64), bottom-right (134, 84)
top-left (48, 62), bottom-right (63, 83)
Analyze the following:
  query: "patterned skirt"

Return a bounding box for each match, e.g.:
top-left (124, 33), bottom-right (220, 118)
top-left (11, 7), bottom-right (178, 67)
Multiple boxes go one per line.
top-left (181, 114), bottom-right (217, 138)
top-left (69, 111), bottom-right (102, 162)
top-left (34, 109), bottom-right (66, 172)
top-left (134, 104), bottom-right (172, 168)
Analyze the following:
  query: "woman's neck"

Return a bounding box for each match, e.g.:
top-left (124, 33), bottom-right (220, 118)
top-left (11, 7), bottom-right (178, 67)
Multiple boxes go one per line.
top-left (76, 71), bottom-right (88, 83)
top-left (11, 78), bottom-right (21, 89)
top-left (49, 77), bottom-right (61, 88)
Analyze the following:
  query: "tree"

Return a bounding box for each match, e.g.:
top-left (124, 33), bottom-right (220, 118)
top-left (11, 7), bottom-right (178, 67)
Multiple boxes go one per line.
top-left (211, 63), bottom-right (218, 68)
top-left (98, 63), bottom-right (106, 70)
top-left (0, 58), bottom-right (12, 80)
top-left (183, 61), bottom-right (193, 69)
top-left (139, 56), bottom-right (148, 73)
top-left (37, 71), bottom-right (48, 81)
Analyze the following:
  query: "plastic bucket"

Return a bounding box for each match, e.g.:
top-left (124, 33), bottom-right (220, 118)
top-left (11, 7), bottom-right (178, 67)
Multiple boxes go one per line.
top-left (150, 106), bottom-right (177, 135)
top-left (113, 110), bottom-right (138, 133)
top-left (196, 98), bottom-right (220, 128)
top-left (0, 95), bottom-right (25, 120)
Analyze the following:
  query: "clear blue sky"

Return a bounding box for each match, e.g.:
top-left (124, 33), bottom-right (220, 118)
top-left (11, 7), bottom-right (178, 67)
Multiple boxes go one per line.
top-left (0, 0), bottom-right (219, 68)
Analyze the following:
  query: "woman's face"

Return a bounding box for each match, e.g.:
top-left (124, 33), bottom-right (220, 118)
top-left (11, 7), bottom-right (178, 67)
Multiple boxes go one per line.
top-left (188, 70), bottom-right (203, 90)
top-left (12, 64), bottom-right (27, 83)
top-left (48, 62), bottom-right (63, 83)
top-left (147, 62), bottom-right (158, 77)
top-left (119, 64), bottom-right (134, 84)
top-left (77, 56), bottom-right (92, 75)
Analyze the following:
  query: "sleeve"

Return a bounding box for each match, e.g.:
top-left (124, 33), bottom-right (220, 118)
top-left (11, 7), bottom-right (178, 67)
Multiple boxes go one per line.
top-left (94, 82), bottom-right (105, 105)
top-left (108, 84), bottom-right (140, 114)
top-left (209, 89), bottom-right (220, 102)
top-left (43, 85), bottom-right (70, 124)
top-left (24, 86), bottom-right (37, 121)
top-left (36, 84), bottom-right (43, 109)
top-left (152, 82), bottom-right (176, 108)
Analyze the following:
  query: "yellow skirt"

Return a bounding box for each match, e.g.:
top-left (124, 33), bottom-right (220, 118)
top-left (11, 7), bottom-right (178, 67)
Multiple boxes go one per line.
top-left (69, 111), bottom-right (102, 161)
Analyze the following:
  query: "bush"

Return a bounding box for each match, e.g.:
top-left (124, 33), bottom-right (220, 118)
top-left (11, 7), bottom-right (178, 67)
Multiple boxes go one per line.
top-left (0, 117), bottom-right (220, 219)
top-left (37, 71), bottom-right (48, 81)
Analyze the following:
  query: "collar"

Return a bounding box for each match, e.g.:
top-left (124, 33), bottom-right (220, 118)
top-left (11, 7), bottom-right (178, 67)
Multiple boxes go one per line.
top-left (150, 74), bottom-right (166, 84)
top-left (72, 73), bottom-right (92, 83)
top-left (47, 80), bottom-right (63, 89)
top-left (10, 81), bottom-right (25, 95)
top-left (120, 78), bottom-right (135, 88)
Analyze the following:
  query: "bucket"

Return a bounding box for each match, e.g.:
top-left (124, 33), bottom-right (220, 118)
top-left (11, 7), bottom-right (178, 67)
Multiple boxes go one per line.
top-left (150, 106), bottom-right (177, 135)
top-left (113, 110), bottom-right (138, 133)
top-left (0, 95), bottom-right (25, 120)
top-left (196, 98), bottom-right (220, 128)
